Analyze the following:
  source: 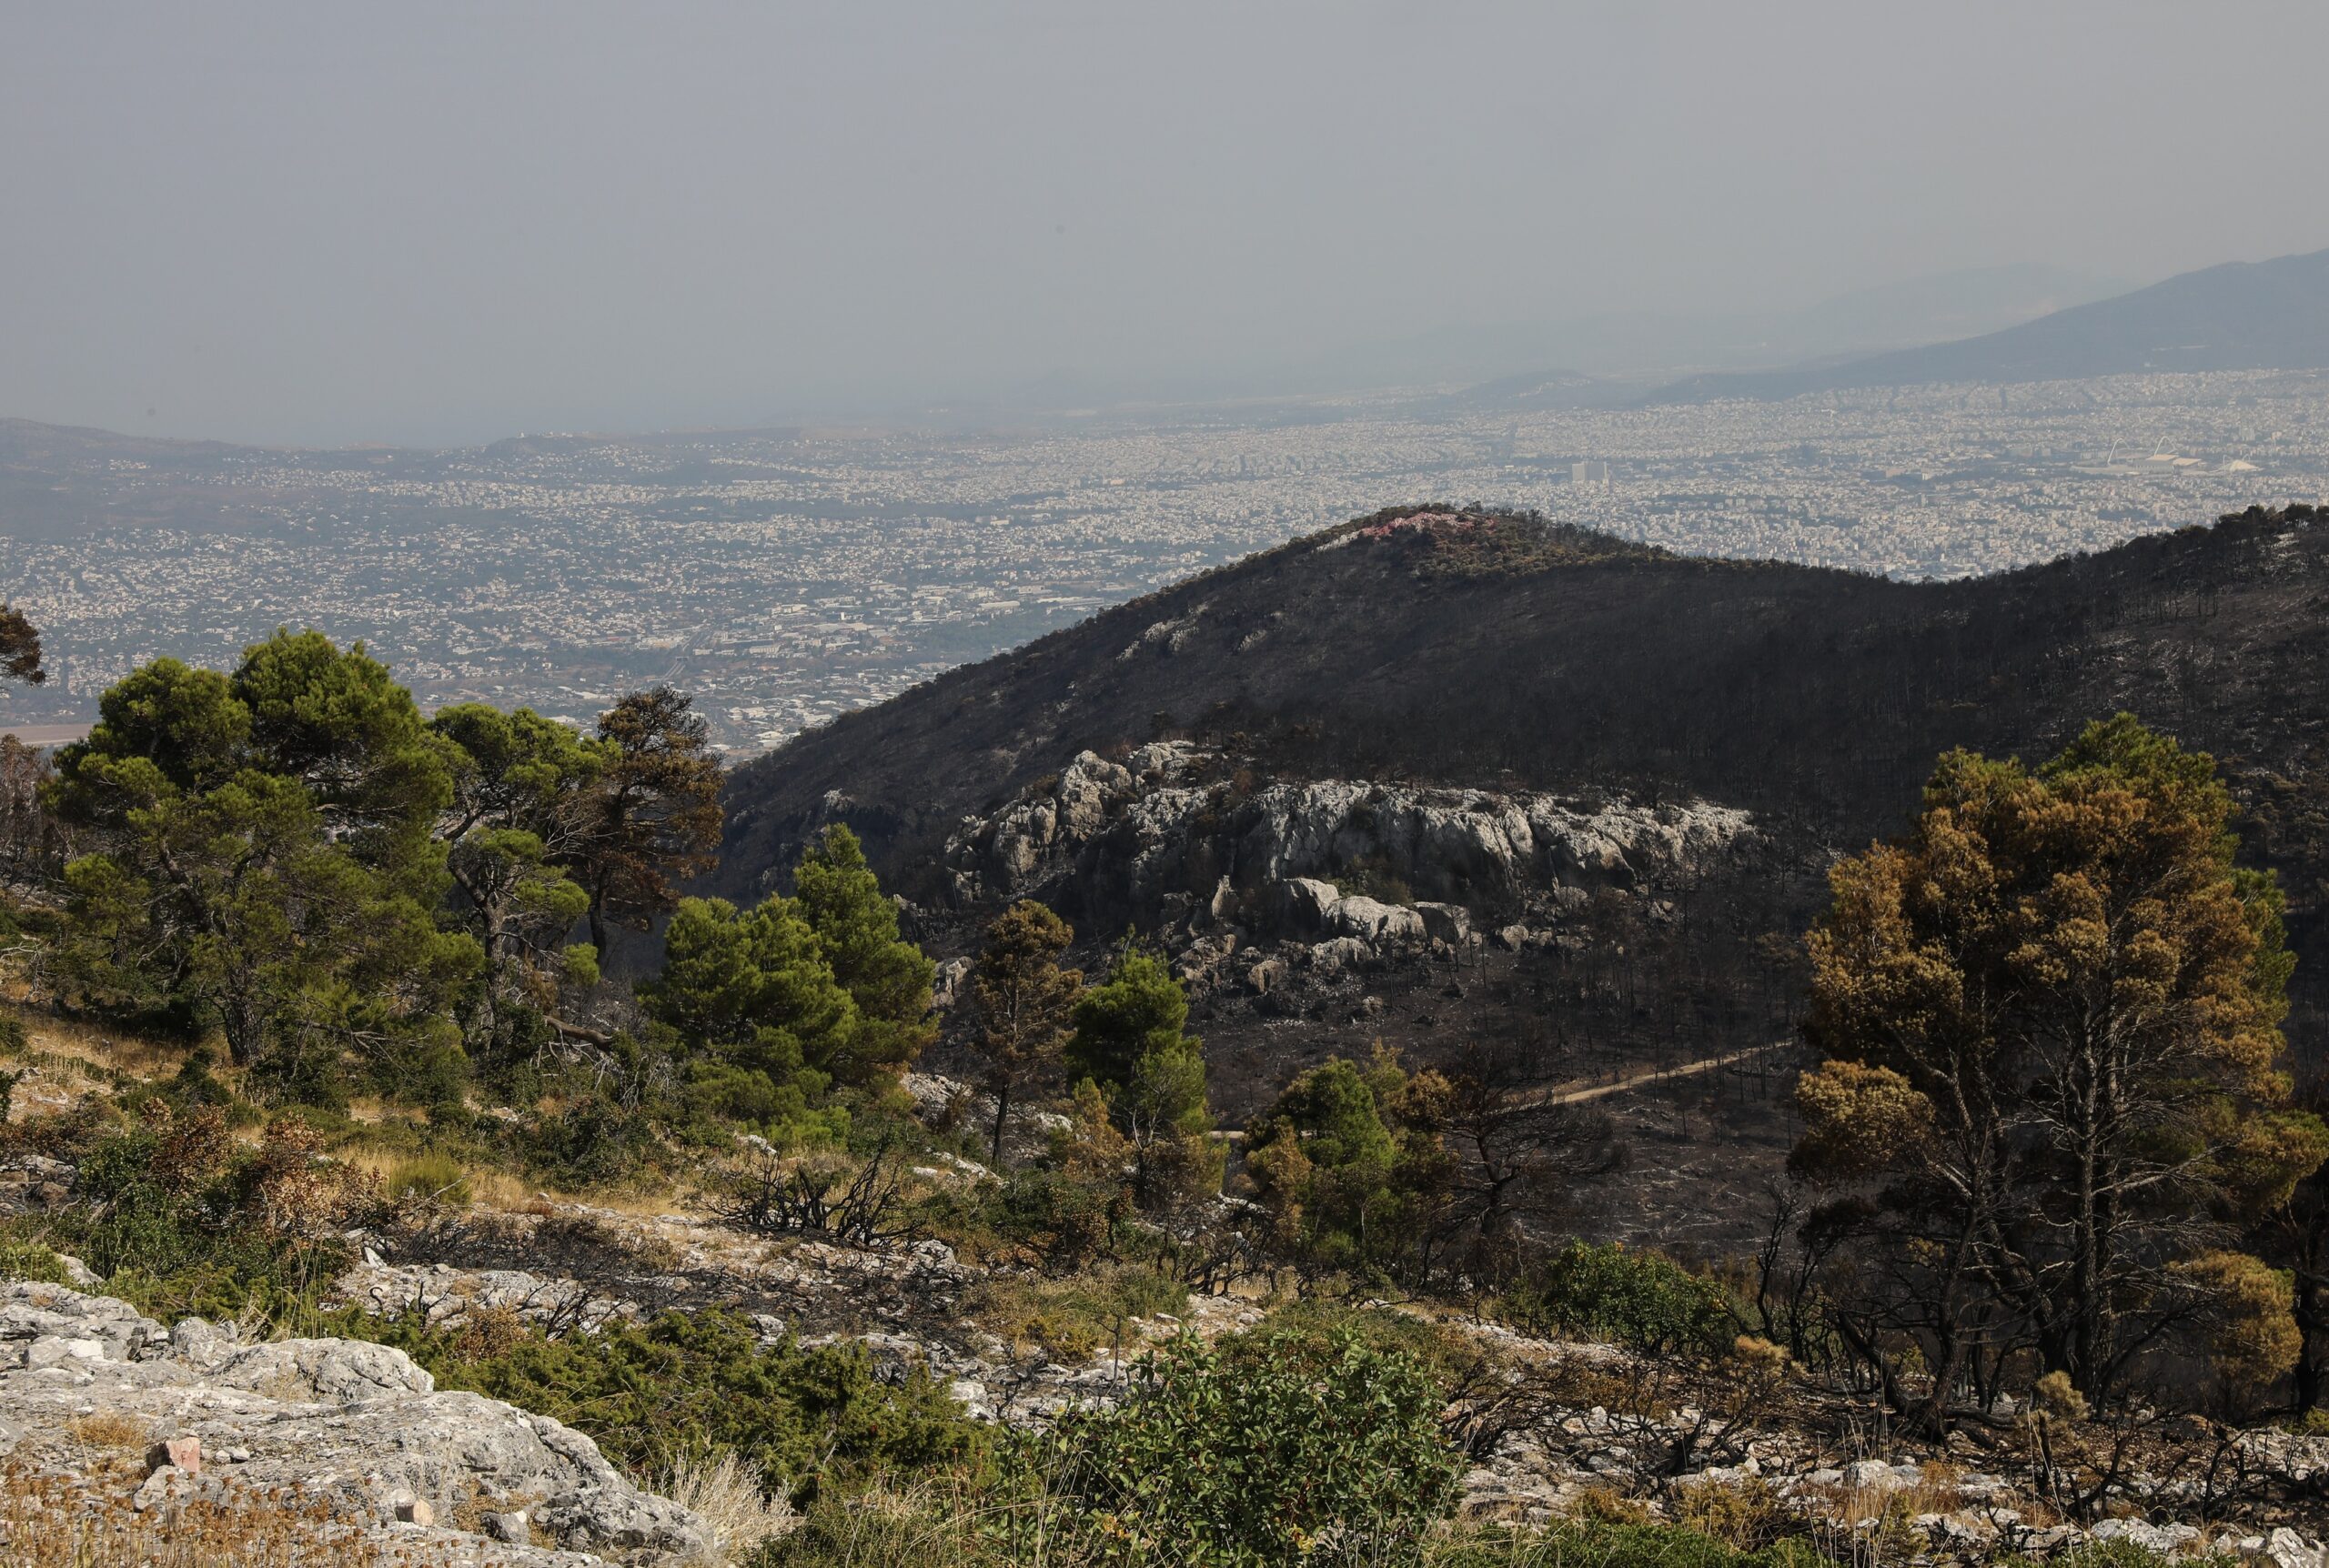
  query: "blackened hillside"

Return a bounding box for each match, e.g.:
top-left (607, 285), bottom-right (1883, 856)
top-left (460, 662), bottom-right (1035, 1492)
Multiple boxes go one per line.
top-left (721, 503), bottom-right (2329, 1065)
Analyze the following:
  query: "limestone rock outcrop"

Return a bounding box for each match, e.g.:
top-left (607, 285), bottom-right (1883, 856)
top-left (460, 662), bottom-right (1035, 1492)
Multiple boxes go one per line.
top-left (944, 742), bottom-right (1753, 941)
top-left (0, 1281), bottom-right (710, 1564)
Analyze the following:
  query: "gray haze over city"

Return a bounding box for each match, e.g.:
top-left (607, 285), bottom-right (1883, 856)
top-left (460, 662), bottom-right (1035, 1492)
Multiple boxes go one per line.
top-left (4, 2), bottom-right (2328, 752)
top-left (9, 1), bottom-right (2328, 445)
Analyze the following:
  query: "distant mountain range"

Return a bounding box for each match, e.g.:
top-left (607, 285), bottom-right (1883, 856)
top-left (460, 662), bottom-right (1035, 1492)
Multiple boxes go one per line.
top-left (1270, 262), bottom-right (2129, 397)
top-left (948, 264), bottom-right (2131, 417)
top-left (1646, 246), bottom-right (2329, 402)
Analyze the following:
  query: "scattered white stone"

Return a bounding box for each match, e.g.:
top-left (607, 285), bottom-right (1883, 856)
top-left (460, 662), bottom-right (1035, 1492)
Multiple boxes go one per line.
top-left (2092, 1517), bottom-right (2203, 1556)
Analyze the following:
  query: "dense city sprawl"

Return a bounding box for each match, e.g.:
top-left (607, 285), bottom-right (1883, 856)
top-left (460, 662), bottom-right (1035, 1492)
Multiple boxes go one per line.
top-left (2, 366), bottom-right (2323, 751)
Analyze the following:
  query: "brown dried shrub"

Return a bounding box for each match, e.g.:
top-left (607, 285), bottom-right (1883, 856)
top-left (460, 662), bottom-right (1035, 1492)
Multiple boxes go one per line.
top-left (0, 1458), bottom-right (469, 1566)
top-left (1670, 1475), bottom-right (1793, 1551)
top-left (450, 1302), bottom-right (528, 1361)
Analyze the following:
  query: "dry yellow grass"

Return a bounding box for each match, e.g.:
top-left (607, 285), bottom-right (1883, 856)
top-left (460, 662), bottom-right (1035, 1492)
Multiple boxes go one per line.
top-left (330, 1137), bottom-right (692, 1227)
top-left (466, 1167), bottom-right (546, 1213)
top-left (5, 1004), bottom-right (709, 1226)
top-left (1565, 1486), bottom-right (1655, 1526)
top-left (660, 1450), bottom-right (798, 1564)
top-left (334, 1143), bottom-right (431, 1187)
top-left (15, 1012), bottom-right (195, 1082)
top-left (64, 1412), bottom-right (153, 1451)
top-left (2, 1011), bottom-right (215, 1127)
top-left (1792, 1470), bottom-right (1967, 1529)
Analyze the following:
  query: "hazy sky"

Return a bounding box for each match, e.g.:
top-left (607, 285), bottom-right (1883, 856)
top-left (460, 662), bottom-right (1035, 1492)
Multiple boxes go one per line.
top-left (7, 1), bottom-right (2328, 447)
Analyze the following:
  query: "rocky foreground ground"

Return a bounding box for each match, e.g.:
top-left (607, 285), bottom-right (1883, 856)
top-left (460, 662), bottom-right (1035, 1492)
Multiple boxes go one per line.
top-left (20, 1191), bottom-right (2329, 1568)
top-left (14, 1076), bottom-right (2329, 1568)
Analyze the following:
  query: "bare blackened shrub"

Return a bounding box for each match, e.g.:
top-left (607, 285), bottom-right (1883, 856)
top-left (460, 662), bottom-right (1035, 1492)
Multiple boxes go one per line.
top-left (713, 1143), bottom-right (917, 1250)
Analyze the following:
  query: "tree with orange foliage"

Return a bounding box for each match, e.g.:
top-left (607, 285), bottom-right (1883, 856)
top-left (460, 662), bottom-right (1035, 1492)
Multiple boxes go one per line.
top-left (1795, 715), bottom-right (2327, 1411)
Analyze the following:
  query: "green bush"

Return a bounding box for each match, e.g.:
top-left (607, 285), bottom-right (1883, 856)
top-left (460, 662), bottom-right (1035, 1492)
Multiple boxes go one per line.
top-left (163, 1045), bottom-right (239, 1112)
top-left (51, 1111), bottom-right (363, 1327)
top-left (1496, 1240), bottom-right (1736, 1358)
top-left (996, 1329), bottom-right (1462, 1566)
top-left (1244, 1052), bottom-right (1449, 1282)
top-left (347, 1306), bottom-right (982, 1499)
top-left (381, 1151), bottom-right (472, 1208)
top-left (0, 1235), bottom-right (70, 1284)
top-left (517, 1086), bottom-right (675, 1187)
top-left (929, 1161), bottom-right (1156, 1275)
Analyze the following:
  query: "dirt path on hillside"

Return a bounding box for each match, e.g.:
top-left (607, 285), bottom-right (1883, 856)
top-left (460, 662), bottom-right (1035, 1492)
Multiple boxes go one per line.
top-left (1529, 1041), bottom-right (1790, 1108)
top-left (1209, 1041), bottom-right (1796, 1143)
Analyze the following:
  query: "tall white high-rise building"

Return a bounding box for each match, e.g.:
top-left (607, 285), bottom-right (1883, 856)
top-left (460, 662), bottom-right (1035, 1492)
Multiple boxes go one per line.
top-left (1571, 459), bottom-right (1610, 487)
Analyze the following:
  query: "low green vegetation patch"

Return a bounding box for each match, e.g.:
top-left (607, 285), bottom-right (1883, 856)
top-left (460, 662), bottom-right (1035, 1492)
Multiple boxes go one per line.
top-left (342, 1305), bottom-right (982, 1501)
top-left (1006, 1328), bottom-right (1461, 1564)
top-left (758, 1499), bottom-right (2224, 1568)
top-left (964, 1263), bottom-right (1188, 1362)
top-left (764, 1326), bottom-right (1463, 1568)
top-left (1235, 1297), bottom-right (1475, 1384)
top-left (1430, 1522), bottom-right (1825, 1568)
top-left (0, 1237), bottom-right (71, 1285)
top-left (380, 1150), bottom-right (472, 1208)
top-left (1496, 1240), bottom-right (1738, 1358)
top-left (18, 1103), bottom-right (373, 1328)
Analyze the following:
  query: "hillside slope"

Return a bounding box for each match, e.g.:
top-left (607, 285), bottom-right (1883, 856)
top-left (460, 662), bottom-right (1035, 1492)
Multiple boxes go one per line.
top-left (1648, 246), bottom-right (2329, 401)
top-left (721, 501), bottom-right (2329, 1251)
top-left (724, 504), bottom-right (2325, 900)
